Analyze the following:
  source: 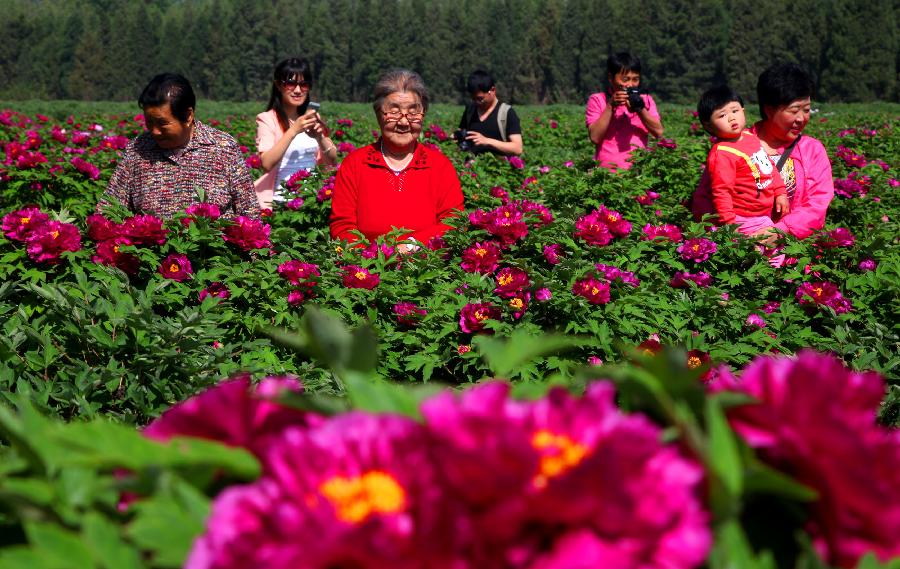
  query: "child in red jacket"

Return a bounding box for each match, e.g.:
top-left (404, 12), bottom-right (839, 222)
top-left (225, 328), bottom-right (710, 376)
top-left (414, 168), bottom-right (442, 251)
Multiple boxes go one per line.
top-left (698, 85), bottom-right (789, 234)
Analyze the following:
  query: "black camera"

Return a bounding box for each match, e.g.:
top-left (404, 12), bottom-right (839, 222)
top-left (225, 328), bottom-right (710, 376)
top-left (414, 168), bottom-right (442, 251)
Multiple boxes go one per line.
top-left (454, 129), bottom-right (474, 152)
top-left (626, 87), bottom-right (645, 112)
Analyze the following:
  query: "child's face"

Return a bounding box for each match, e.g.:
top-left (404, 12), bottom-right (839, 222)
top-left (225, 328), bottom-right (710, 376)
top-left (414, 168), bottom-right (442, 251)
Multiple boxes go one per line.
top-left (705, 101), bottom-right (746, 138)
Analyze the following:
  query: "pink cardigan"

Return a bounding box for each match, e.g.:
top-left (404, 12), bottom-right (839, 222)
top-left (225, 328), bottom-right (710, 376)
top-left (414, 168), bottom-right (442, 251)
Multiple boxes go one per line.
top-left (691, 122), bottom-right (834, 239)
top-left (254, 109), bottom-right (325, 209)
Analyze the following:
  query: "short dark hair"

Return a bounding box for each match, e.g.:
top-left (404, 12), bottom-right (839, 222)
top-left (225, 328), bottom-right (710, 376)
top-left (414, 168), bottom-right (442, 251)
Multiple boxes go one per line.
top-left (697, 85), bottom-right (744, 124)
top-left (466, 70), bottom-right (495, 94)
top-left (757, 62), bottom-right (814, 120)
top-left (138, 73), bottom-right (195, 122)
top-left (607, 52), bottom-right (642, 77)
top-left (266, 58), bottom-right (314, 132)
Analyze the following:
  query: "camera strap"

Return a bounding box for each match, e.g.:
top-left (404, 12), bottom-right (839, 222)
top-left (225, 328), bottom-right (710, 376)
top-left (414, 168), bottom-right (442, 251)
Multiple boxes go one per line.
top-left (775, 134), bottom-right (802, 173)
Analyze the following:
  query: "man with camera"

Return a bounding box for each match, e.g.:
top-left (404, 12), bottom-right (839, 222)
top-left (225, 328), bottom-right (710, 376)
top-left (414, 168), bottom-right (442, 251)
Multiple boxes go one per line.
top-left (455, 70), bottom-right (523, 156)
top-left (586, 52), bottom-right (664, 171)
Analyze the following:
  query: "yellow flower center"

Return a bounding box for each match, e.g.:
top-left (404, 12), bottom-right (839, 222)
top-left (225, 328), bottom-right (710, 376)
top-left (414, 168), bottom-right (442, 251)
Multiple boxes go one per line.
top-left (50, 230), bottom-right (59, 239)
top-left (510, 298), bottom-right (524, 309)
top-left (20, 217), bottom-right (30, 225)
top-left (642, 348), bottom-right (656, 356)
top-left (475, 248), bottom-right (487, 257)
top-left (504, 211), bottom-right (511, 218)
top-left (355, 271), bottom-right (367, 280)
top-left (169, 263), bottom-right (180, 272)
top-left (687, 356), bottom-right (702, 369)
top-left (319, 471), bottom-right (406, 524)
top-left (590, 287), bottom-right (599, 295)
top-left (531, 430), bottom-right (588, 489)
top-left (812, 287), bottom-right (823, 298)
top-left (607, 214), bottom-right (618, 223)
top-left (498, 274), bottom-right (513, 286)
top-left (474, 310), bottom-right (486, 322)
top-left (692, 244), bottom-right (700, 252)
top-left (113, 244), bottom-right (121, 253)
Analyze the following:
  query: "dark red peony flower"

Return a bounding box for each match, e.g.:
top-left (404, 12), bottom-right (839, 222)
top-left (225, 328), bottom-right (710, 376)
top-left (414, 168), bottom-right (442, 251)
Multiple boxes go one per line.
top-left (25, 221), bottom-right (82, 264)
top-left (158, 253), bottom-right (192, 281)
top-left (459, 302), bottom-right (501, 333)
top-left (341, 265), bottom-right (379, 289)
top-left (2, 207), bottom-right (49, 241)
top-left (222, 216), bottom-right (271, 250)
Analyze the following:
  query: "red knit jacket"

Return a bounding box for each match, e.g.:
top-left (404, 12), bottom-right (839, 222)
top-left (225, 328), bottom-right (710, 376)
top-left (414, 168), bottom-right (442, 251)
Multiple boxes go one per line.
top-left (329, 142), bottom-right (464, 243)
top-left (708, 131), bottom-right (786, 224)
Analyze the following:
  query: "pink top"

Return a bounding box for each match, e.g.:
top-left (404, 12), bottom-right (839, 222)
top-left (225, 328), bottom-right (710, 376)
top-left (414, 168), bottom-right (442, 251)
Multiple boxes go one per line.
top-left (585, 91), bottom-right (660, 170)
top-left (692, 122), bottom-right (834, 239)
top-left (254, 109), bottom-right (324, 209)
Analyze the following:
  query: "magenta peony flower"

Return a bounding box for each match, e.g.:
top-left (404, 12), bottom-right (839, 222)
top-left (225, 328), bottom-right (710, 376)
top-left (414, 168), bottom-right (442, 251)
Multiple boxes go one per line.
top-left (185, 413), bottom-right (461, 569)
top-left (516, 199), bottom-right (554, 226)
top-left (535, 287), bottom-right (552, 302)
top-left (86, 214), bottom-right (121, 241)
top-left (762, 301), bottom-right (781, 313)
top-left (487, 207), bottom-right (529, 246)
top-left (670, 271), bottom-right (713, 288)
top-left (507, 293), bottom-right (530, 319)
top-left (120, 214), bottom-right (167, 246)
top-left (542, 244), bottom-right (563, 265)
top-left (70, 156), bottom-right (100, 180)
top-left (494, 267), bottom-right (530, 298)
top-left (796, 281), bottom-right (852, 314)
top-left (277, 260), bottom-right (320, 286)
top-left (709, 352), bottom-right (900, 567)
top-left (287, 289), bottom-right (311, 306)
top-left (507, 155), bottom-right (525, 169)
top-left (490, 186), bottom-right (510, 203)
top-left (595, 205), bottom-right (631, 237)
top-left (182, 203), bottom-right (222, 226)
top-left (158, 253), bottom-right (192, 281)
top-left (2, 206), bottom-right (49, 241)
top-left (460, 241), bottom-right (502, 274)
top-left (393, 302), bottom-right (427, 326)
top-left (636, 190), bottom-right (661, 206)
top-left (284, 197), bottom-right (304, 210)
top-left (360, 242), bottom-right (395, 260)
top-left (420, 381), bottom-right (711, 568)
top-left (678, 238), bottom-right (717, 263)
top-left (858, 258), bottom-right (877, 272)
top-left (459, 302), bottom-right (501, 333)
top-left (643, 223), bottom-right (683, 243)
top-left (816, 227), bottom-right (855, 249)
top-left (317, 185), bottom-right (334, 202)
top-left (745, 313), bottom-right (766, 328)
top-left (594, 263), bottom-right (640, 287)
top-left (144, 374), bottom-right (315, 465)
top-left (572, 277), bottom-right (611, 305)
top-left (342, 265), bottom-right (379, 289)
top-left (574, 211), bottom-right (613, 246)
top-left (25, 221), bottom-right (82, 264)
top-left (223, 216), bottom-right (271, 250)
top-left (199, 282), bottom-right (231, 302)
top-left (92, 237), bottom-right (139, 274)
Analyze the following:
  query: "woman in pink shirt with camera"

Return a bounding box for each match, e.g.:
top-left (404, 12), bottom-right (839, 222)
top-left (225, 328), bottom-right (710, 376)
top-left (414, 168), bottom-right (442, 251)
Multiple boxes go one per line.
top-left (254, 58), bottom-right (338, 209)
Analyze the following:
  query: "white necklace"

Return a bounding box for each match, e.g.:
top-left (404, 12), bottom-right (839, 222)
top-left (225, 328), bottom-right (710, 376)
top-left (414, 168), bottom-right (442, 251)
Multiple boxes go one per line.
top-left (381, 140), bottom-right (414, 170)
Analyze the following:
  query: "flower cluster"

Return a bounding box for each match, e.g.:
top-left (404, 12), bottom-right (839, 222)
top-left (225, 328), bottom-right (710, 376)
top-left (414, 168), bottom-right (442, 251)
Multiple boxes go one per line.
top-left (643, 223), bottom-right (683, 242)
top-left (70, 156), bottom-right (100, 180)
top-left (151, 378), bottom-right (711, 569)
top-left (459, 302), bottom-right (501, 333)
top-left (670, 271), bottom-right (713, 288)
top-left (677, 237), bottom-right (717, 263)
top-left (816, 227), bottom-right (855, 249)
top-left (181, 203), bottom-right (222, 226)
top-left (572, 276), bottom-right (611, 305)
top-left (796, 281), bottom-right (852, 314)
top-left (342, 265), bottom-right (380, 289)
top-left (460, 241), bottom-right (501, 274)
top-left (277, 260), bottom-right (320, 305)
top-left (469, 201), bottom-right (552, 247)
top-left (3, 207), bottom-right (82, 264)
top-left (574, 206), bottom-right (631, 246)
top-left (222, 216), bottom-right (271, 251)
top-left (594, 263), bottom-right (640, 287)
top-left (393, 302), bottom-right (427, 326)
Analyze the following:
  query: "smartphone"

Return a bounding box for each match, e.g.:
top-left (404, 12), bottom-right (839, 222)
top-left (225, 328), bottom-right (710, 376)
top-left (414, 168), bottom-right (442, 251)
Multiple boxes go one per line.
top-left (307, 101), bottom-right (321, 113)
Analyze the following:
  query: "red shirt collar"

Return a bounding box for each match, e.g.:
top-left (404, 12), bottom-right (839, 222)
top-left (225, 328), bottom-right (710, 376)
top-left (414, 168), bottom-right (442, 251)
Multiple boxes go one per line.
top-left (362, 139), bottom-right (430, 170)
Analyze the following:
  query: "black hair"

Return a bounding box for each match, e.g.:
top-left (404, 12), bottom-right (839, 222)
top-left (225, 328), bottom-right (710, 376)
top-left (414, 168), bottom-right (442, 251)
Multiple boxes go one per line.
top-left (266, 58), bottom-right (313, 132)
top-left (138, 73), bottom-right (196, 122)
top-left (697, 85), bottom-right (744, 124)
top-left (756, 62), bottom-right (814, 120)
top-left (466, 70), bottom-right (495, 94)
top-left (607, 52), bottom-right (642, 77)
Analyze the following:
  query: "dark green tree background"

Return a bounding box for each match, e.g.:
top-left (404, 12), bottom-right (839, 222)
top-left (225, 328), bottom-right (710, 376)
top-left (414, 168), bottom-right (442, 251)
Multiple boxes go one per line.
top-left (0, 0), bottom-right (896, 104)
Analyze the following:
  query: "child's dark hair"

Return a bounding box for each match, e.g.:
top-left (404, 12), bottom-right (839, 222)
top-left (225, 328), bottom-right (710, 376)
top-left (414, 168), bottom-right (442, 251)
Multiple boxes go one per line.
top-left (697, 85), bottom-right (744, 124)
top-left (607, 52), bottom-right (642, 77)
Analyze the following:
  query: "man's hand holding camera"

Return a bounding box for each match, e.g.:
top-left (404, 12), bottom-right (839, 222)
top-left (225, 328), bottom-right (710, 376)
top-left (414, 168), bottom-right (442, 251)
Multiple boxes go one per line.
top-left (611, 88), bottom-right (646, 113)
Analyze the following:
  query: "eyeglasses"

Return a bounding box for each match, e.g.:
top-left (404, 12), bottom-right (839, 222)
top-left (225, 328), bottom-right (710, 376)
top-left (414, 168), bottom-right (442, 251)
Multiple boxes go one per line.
top-left (279, 79), bottom-right (311, 91)
top-left (381, 108), bottom-right (425, 123)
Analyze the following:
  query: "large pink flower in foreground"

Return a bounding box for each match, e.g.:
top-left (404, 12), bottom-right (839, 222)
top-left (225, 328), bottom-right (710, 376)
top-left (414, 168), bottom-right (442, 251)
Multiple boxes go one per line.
top-left (185, 414), bottom-right (463, 569)
top-left (25, 220), bottom-right (82, 263)
top-left (2, 206), bottom-right (49, 241)
top-left (144, 375), bottom-right (317, 464)
top-left (421, 382), bottom-right (711, 568)
top-left (222, 216), bottom-right (271, 250)
top-left (709, 352), bottom-right (900, 567)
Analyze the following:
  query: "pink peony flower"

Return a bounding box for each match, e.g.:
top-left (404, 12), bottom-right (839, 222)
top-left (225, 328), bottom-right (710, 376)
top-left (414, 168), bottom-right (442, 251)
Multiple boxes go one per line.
top-left (490, 186), bottom-right (510, 202)
top-left (185, 414), bottom-right (460, 569)
top-left (572, 277), bottom-right (611, 305)
top-left (421, 381), bottom-right (712, 568)
top-left (709, 352), bottom-right (900, 567)
top-left (360, 242), bottom-right (395, 260)
top-left (70, 157), bottom-right (101, 180)
top-left (92, 237), bottom-right (139, 274)
top-left (158, 253), bottom-right (192, 281)
top-left (342, 265), bottom-right (380, 289)
top-left (574, 211), bottom-right (613, 246)
top-left (643, 223), bottom-right (683, 243)
top-left (535, 287), bottom-right (552, 302)
top-left (223, 216), bottom-right (271, 250)
top-left (858, 258), bottom-right (877, 272)
top-left (507, 155), bottom-right (525, 169)
top-left (486, 206), bottom-right (529, 246)
top-left (816, 227), bottom-right (855, 249)
top-left (542, 243), bottom-right (562, 265)
top-left (287, 289), bottom-right (311, 306)
top-left (120, 214), bottom-right (167, 246)
top-left (2, 207), bottom-right (49, 241)
top-left (25, 221), bottom-right (82, 264)
top-left (199, 282), bottom-right (231, 302)
top-left (393, 302), bottom-right (427, 326)
top-left (745, 313), bottom-right (767, 328)
top-left (670, 271), bottom-right (713, 288)
top-left (460, 241), bottom-right (502, 274)
top-left (762, 301), bottom-right (781, 314)
top-left (677, 238), bottom-right (717, 263)
top-left (507, 293), bottom-right (530, 319)
top-left (459, 302), bottom-right (501, 333)
top-left (284, 197), bottom-right (305, 210)
top-left (796, 281), bottom-right (852, 314)
top-left (86, 214), bottom-right (120, 241)
top-left (636, 190), bottom-right (662, 206)
top-left (494, 267), bottom-right (530, 298)
top-left (182, 203), bottom-right (222, 226)
top-left (277, 260), bottom-right (320, 286)
top-left (594, 263), bottom-right (640, 287)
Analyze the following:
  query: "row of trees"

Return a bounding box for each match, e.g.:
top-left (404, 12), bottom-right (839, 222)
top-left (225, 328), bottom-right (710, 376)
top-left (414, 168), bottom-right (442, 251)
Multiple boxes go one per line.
top-left (1, 0), bottom-right (897, 104)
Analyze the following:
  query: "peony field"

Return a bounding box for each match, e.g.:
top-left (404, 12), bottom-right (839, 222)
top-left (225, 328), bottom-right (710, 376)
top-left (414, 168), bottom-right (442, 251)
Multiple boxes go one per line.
top-left (1, 102), bottom-right (898, 568)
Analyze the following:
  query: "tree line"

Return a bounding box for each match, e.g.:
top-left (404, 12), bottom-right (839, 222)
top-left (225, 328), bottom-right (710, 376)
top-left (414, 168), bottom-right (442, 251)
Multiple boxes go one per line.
top-left (1, 0), bottom-right (897, 105)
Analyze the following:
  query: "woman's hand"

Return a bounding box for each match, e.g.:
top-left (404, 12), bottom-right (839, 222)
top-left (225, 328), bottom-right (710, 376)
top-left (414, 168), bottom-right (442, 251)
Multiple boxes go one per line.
top-left (289, 109), bottom-right (321, 138)
top-left (610, 89), bottom-right (629, 107)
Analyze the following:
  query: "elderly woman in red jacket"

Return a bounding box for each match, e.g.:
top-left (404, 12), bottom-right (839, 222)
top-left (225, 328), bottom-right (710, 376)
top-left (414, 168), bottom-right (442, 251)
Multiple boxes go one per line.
top-left (329, 69), bottom-right (464, 253)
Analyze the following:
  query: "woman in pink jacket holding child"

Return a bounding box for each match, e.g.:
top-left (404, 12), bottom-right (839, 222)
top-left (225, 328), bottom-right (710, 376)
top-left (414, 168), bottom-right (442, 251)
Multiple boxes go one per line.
top-left (254, 58), bottom-right (338, 209)
top-left (692, 63), bottom-right (834, 240)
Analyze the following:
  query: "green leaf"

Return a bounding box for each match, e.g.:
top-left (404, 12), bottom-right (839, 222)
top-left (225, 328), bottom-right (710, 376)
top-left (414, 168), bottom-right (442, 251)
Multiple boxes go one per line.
top-left (705, 395), bottom-right (743, 497)
top-left (473, 329), bottom-right (591, 378)
top-left (343, 371), bottom-right (443, 418)
top-left (24, 522), bottom-right (96, 569)
top-left (126, 479), bottom-right (208, 568)
top-left (346, 324), bottom-right (378, 373)
top-left (82, 513), bottom-right (145, 569)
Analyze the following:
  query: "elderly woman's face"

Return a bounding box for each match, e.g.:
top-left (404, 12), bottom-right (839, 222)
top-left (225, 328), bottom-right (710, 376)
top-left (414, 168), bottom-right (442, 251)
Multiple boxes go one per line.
top-left (144, 103), bottom-right (194, 149)
top-left (378, 91), bottom-right (424, 150)
top-left (765, 97), bottom-right (811, 142)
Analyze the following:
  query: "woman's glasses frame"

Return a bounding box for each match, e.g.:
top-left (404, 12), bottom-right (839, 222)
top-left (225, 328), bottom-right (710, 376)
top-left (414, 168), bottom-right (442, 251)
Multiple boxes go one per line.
top-left (381, 108), bottom-right (425, 123)
top-left (278, 79), bottom-right (311, 91)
